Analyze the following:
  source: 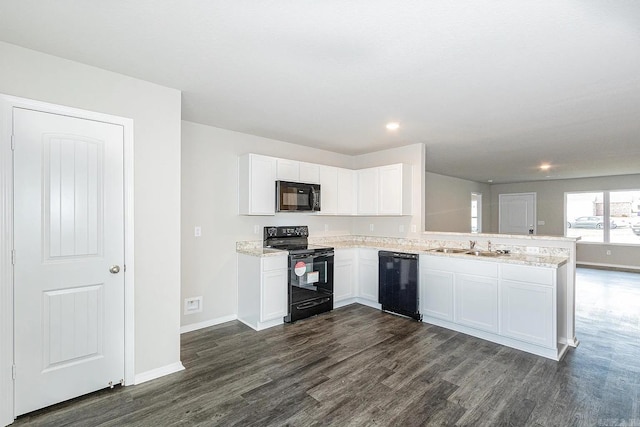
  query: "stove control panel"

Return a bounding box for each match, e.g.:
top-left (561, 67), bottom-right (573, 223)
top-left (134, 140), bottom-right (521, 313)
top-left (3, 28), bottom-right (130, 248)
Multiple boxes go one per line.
top-left (264, 225), bottom-right (309, 239)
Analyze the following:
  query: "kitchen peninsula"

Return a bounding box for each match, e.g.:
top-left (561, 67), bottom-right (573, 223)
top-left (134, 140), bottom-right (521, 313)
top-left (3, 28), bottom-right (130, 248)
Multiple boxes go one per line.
top-left (237, 232), bottom-right (578, 361)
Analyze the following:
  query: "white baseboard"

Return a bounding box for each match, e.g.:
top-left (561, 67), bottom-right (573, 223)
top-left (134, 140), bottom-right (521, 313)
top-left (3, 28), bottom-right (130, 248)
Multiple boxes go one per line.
top-left (577, 261), bottom-right (640, 272)
top-left (134, 362), bottom-right (185, 385)
top-left (355, 298), bottom-right (382, 310)
top-left (180, 314), bottom-right (238, 334)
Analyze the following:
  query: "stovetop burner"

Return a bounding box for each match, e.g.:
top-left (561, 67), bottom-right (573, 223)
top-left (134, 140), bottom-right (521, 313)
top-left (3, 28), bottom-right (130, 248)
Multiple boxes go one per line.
top-left (263, 226), bottom-right (333, 255)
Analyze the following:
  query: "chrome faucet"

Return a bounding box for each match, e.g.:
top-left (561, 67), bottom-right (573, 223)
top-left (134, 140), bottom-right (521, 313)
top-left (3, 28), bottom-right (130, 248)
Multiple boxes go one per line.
top-left (469, 240), bottom-right (476, 250)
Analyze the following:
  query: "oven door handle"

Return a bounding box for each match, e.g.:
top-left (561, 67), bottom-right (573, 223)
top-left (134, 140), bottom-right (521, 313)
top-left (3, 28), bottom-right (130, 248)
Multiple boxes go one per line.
top-left (290, 252), bottom-right (334, 260)
top-left (295, 298), bottom-right (331, 310)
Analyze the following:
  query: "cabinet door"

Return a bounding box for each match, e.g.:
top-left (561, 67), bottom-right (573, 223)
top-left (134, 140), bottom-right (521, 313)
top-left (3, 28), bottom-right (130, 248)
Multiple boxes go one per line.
top-left (379, 164), bottom-right (411, 215)
top-left (357, 168), bottom-right (379, 215)
top-left (455, 274), bottom-right (498, 333)
top-left (319, 165), bottom-right (338, 215)
top-left (378, 164), bottom-right (402, 215)
top-left (238, 154), bottom-right (276, 215)
top-left (276, 158), bottom-right (299, 181)
top-left (421, 269), bottom-right (454, 321)
top-left (261, 269), bottom-right (287, 322)
top-left (337, 168), bottom-right (356, 215)
top-left (358, 250), bottom-right (379, 302)
top-left (299, 162), bottom-right (320, 184)
top-left (500, 280), bottom-right (554, 348)
top-left (334, 249), bottom-right (355, 302)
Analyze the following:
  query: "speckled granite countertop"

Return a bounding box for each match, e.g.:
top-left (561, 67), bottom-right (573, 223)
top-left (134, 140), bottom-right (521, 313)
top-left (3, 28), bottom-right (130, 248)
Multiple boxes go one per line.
top-left (236, 235), bottom-right (569, 268)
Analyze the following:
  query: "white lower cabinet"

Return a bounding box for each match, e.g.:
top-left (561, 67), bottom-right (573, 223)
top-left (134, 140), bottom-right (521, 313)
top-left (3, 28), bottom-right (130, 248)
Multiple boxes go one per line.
top-left (499, 263), bottom-right (556, 349)
top-left (421, 269), bottom-right (454, 321)
top-left (334, 248), bottom-right (356, 306)
top-left (455, 274), bottom-right (498, 333)
top-left (237, 253), bottom-right (288, 331)
top-left (420, 254), bottom-right (565, 360)
top-left (357, 248), bottom-right (379, 305)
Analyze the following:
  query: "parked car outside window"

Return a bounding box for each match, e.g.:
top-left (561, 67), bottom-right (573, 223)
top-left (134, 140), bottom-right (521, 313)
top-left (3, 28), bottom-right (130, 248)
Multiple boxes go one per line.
top-left (567, 216), bottom-right (620, 229)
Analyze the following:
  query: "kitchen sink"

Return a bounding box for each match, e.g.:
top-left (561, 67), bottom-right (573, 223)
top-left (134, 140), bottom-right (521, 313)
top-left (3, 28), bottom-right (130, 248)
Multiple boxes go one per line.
top-left (464, 250), bottom-right (501, 257)
top-left (430, 247), bottom-right (468, 253)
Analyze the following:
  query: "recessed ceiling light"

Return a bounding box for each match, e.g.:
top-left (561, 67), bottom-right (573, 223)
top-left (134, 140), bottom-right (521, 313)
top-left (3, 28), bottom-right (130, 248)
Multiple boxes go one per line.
top-left (386, 122), bottom-right (400, 131)
top-left (540, 163), bottom-right (551, 171)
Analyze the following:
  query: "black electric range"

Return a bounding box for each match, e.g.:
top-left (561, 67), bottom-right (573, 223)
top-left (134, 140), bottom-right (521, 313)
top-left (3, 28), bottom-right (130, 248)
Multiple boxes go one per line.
top-left (263, 226), bottom-right (334, 322)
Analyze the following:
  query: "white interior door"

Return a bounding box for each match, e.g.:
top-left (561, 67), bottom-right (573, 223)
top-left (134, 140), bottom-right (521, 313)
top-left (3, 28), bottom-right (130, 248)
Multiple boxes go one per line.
top-left (13, 108), bottom-right (125, 415)
top-left (499, 192), bottom-right (536, 235)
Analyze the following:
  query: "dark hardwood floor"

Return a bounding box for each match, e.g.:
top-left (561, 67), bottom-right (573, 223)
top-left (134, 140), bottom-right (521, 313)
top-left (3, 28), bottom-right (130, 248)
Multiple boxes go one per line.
top-left (13, 267), bottom-right (640, 426)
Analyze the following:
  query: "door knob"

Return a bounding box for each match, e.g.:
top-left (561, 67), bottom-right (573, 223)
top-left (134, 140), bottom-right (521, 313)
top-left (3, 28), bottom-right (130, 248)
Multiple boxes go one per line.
top-left (109, 265), bottom-right (121, 274)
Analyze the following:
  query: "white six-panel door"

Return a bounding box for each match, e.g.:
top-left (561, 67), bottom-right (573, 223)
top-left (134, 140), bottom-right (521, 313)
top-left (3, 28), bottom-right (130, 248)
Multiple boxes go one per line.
top-left (13, 108), bottom-right (125, 415)
top-left (498, 192), bottom-right (537, 235)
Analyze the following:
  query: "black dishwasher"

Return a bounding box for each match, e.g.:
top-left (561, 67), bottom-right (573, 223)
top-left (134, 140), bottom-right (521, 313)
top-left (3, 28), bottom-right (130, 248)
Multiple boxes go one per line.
top-left (378, 251), bottom-right (422, 321)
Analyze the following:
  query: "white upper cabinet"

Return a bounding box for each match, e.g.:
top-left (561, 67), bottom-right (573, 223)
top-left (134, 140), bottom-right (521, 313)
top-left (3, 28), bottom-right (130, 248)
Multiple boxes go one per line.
top-left (319, 166), bottom-right (356, 216)
top-left (238, 153), bottom-right (276, 215)
top-left (357, 167), bottom-right (379, 215)
top-left (299, 162), bottom-right (320, 184)
top-left (357, 164), bottom-right (411, 216)
top-left (336, 168), bottom-right (356, 215)
top-left (276, 158), bottom-right (299, 182)
top-left (239, 154), bottom-right (411, 216)
top-left (318, 165), bottom-right (338, 215)
top-left (378, 164), bottom-right (412, 216)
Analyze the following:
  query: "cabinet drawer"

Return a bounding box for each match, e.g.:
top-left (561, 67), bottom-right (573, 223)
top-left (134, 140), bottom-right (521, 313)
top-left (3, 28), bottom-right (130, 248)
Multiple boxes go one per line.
top-left (501, 264), bottom-right (553, 286)
top-left (423, 256), bottom-right (498, 278)
top-left (262, 255), bottom-right (287, 271)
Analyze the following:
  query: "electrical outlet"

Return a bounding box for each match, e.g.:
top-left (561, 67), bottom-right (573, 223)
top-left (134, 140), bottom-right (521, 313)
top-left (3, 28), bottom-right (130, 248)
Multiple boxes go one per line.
top-left (369, 224), bottom-right (374, 231)
top-left (411, 224), bottom-right (417, 233)
top-left (184, 296), bottom-right (203, 315)
top-left (606, 250), bottom-right (611, 256)
top-left (254, 225), bottom-right (260, 234)
top-left (526, 246), bottom-right (540, 254)
top-left (194, 226), bottom-right (202, 237)
top-left (399, 224), bottom-right (405, 233)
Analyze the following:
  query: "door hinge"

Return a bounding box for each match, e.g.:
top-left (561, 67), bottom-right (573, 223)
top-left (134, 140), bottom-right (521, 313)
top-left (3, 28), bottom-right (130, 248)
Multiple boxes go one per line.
top-left (11, 249), bottom-right (15, 265)
top-left (11, 134), bottom-right (15, 151)
top-left (12, 365), bottom-right (16, 380)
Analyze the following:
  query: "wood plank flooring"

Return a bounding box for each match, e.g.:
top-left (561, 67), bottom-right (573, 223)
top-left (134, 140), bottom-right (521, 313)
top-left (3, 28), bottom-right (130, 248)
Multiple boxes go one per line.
top-left (13, 267), bottom-right (640, 426)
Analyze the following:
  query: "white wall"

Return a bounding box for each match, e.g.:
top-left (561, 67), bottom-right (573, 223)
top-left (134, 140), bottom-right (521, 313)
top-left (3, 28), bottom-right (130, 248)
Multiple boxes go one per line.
top-left (0, 42), bottom-right (182, 375)
top-left (425, 172), bottom-right (491, 233)
top-left (491, 174), bottom-right (640, 269)
top-left (180, 123), bottom-right (426, 328)
top-left (180, 121), bottom-right (355, 328)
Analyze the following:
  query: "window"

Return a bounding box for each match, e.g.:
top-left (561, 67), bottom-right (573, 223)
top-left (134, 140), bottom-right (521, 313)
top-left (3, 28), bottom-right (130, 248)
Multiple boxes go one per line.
top-left (610, 190), bottom-right (640, 244)
top-left (566, 190), bottom-right (640, 244)
top-left (471, 193), bottom-right (482, 233)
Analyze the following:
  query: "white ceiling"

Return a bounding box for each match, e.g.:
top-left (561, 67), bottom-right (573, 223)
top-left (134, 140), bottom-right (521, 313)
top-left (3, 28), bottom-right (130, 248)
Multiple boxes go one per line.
top-left (1, 1), bottom-right (639, 183)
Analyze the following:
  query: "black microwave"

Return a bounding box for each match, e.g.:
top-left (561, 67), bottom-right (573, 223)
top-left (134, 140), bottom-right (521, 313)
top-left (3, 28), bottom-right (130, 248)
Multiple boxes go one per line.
top-left (276, 181), bottom-right (321, 212)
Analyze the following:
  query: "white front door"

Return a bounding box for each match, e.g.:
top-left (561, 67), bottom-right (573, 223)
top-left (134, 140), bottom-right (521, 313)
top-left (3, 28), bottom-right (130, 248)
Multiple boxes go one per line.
top-left (13, 108), bottom-right (125, 415)
top-left (499, 192), bottom-right (536, 235)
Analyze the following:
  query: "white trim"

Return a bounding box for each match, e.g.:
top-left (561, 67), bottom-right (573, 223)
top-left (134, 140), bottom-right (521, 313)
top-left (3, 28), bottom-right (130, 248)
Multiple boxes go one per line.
top-left (180, 314), bottom-right (238, 334)
top-left (355, 298), bottom-right (382, 310)
top-left (0, 97), bottom-right (15, 427)
top-left (576, 261), bottom-right (640, 272)
top-left (333, 298), bottom-right (358, 309)
top-left (134, 362), bottom-right (185, 385)
top-left (0, 94), bottom-right (135, 424)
